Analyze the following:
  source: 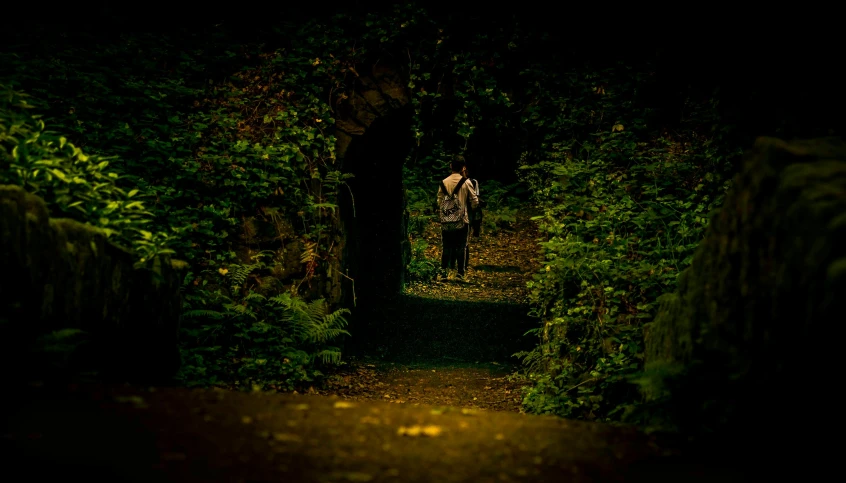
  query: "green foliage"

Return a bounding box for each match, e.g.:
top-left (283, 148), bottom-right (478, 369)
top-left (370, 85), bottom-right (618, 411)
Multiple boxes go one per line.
top-left (178, 252), bottom-right (350, 390)
top-left (478, 180), bottom-right (526, 234)
top-left (0, 87), bottom-right (173, 263)
top-left (2, 4), bottom-right (743, 411)
top-left (405, 184), bottom-right (437, 237)
top-left (406, 238), bottom-right (440, 282)
top-left (0, 19), bottom-right (366, 389)
top-left (514, 64), bottom-right (739, 422)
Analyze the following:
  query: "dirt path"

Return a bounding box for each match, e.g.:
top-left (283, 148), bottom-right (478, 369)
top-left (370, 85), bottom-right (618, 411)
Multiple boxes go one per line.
top-left (405, 211), bottom-right (542, 304)
top-left (1, 212), bottom-right (753, 481)
top-left (324, 212), bottom-right (543, 412)
top-left (317, 360), bottom-right (525, 412)
top-left (2, 382), bottom-right (748, 482)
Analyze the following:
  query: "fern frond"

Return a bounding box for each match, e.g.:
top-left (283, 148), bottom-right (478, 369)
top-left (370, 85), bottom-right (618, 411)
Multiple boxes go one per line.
top-left (269, 293), bottom-right (292, 306)
top-left (515, 348), bottom-right (545, 372)
top-left (305, 303), bottom-right (351, 344)
top-left (183, 309), bottom-right (226, 320)
top-left (313, 348), bottom-right (343, 364)
top-left (309, 327), bottom-right (351, 343)
top-left (322, 308), bottom-right (351, 330)
top-left (225, 303), bottom-right (258, 320)
top-left (244, 291), bottom-right (267, 302)
top-left (300, 242), bottom-right (318, 263)
top-left (305, 297), bottom-right (328, 321)
top-left (228, 263), bottom-right (259, 288)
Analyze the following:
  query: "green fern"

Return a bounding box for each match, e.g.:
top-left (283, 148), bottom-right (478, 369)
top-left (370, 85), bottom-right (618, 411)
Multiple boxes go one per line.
top-left (224, 302), bottom-right (257, 320)
top-left (290, 299), bottom-right (351, 344)
top-left (227, 263), bottom-right (259, 289)
top-left (314, 347), bottom-right (343, 364)
top-left (183, 309), bottom-right (225, 320)
top-left (244, 291), bottom-right (267, 302)
top-left (515, 348), bottom-right (545, 373)
top-left (268, 294), bottom-right (351, 350)
top-left (308, 305), bottom-right (351, 344)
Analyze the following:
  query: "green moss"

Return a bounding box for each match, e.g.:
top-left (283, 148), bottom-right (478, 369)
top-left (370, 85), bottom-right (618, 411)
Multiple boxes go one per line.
top-left (638, 137), bottom-right (846, 441)
top-left (1, 185), bottom-right (183, 383)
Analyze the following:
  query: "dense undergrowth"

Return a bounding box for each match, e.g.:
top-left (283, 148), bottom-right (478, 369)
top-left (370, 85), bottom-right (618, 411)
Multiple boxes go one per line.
top-left (1, 24), bottom-right (355, 389)
top-left (2, 4), bottom-right (785, 423)
top-left (0, 5), bottom-right (528, 391)
top-left (0, 87), bottom-right (171, 263)
top-left (513, 66), bottom-right (739, 423)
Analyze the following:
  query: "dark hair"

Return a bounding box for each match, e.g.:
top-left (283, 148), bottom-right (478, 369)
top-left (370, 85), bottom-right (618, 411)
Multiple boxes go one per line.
top-left (450, 155), bottom-right (466, 173)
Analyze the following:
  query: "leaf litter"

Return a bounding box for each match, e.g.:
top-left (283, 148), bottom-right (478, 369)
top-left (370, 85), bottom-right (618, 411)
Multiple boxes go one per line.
top-left (319, 210), bottom-right (540, 412)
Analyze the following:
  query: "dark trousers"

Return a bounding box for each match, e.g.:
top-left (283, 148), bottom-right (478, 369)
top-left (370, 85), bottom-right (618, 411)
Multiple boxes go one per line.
top-left (441, 224), bottom-right (469, 276)
top-left (469, 219), bottom-right (482, 238)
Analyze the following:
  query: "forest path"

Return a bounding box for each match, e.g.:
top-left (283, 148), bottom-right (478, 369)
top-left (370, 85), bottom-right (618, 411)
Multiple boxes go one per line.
top-left (2, 213), bottom-right (747, 481)
top-left (405, 209), bottom-right (542, 304)
top-left (2, 382), bottom-right (744, 482)
top-left (322, 212), bottom-right (543, 413)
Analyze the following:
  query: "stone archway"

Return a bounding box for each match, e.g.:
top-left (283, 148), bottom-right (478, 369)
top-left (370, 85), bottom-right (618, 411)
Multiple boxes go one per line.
top-left (333, 65), bottom-right (411, 162)
top-left (328, 65), bottom-right (412, 315)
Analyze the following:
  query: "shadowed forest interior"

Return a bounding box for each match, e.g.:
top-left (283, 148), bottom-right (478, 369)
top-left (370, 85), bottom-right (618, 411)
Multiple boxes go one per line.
top-left (1, 3), bottom-right (844, 481)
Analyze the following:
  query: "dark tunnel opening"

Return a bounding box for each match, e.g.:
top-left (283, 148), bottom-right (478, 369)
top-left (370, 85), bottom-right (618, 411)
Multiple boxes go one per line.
top-left (338, 105), bottom-right (415, 345)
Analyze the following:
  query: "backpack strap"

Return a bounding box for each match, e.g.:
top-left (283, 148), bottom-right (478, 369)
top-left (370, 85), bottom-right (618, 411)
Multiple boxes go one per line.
top-left (440, 181), bottom-right (450, 196)
top-left (451, 177), bottom-right (468, 196)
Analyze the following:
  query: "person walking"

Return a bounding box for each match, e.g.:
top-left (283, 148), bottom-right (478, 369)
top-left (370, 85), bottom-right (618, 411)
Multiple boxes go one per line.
top-left (462, 165), bottom-right (482, 270)
top-left (463, 165), bottom-right (483, 237)
top-left (437, 155), bottom-right (479, 281)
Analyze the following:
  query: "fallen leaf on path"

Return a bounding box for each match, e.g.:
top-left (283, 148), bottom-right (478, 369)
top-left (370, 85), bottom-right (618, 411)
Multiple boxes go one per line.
top-left (329, 471), bottom-right (373, 482)
top-left (397, 425), bottom-right (443, 437)
top-left (272, 432), bottom-right (303, 443)
top-left (333, 401), bottom-right (356, 409)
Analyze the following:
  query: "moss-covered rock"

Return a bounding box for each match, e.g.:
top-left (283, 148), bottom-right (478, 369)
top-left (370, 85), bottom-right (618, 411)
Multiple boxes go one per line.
top-left (0, 185), bottom-right (185, 384)
top-left (638, 137), bottom-right (846, 452)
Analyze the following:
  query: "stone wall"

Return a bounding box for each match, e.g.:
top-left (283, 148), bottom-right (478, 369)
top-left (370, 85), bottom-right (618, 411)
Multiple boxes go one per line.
top-left (228, 64), bottom-right (411, 309)
top-left (0, 185), bottom-right (185, 384)
top-left (640, 137), bottom-right (846, 454)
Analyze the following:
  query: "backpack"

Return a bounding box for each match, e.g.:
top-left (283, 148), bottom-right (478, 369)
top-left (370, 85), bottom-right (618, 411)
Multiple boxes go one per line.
top-left (439, 177), bottom-right (468, 231)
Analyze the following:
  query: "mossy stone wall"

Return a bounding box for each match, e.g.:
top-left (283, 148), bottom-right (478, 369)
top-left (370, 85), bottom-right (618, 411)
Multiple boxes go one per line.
top-left (641, 137), bottom-right (846, 458)
top-left (0, 185), bottom-right (185, 383)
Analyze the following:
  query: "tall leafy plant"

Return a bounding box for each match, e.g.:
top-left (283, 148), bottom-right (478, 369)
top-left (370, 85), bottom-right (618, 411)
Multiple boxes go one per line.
top-left (514, 63), bottom-right (739, 422)
top-left (0, 86), bottom-right (174, 263)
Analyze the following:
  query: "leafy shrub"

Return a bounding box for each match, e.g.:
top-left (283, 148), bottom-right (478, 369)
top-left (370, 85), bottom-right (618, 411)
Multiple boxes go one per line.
top-left (514, 64), bottom-right (738, 422)
top-left (406, 238), bottom-right (440, 282)
top-left (178, 252), bottom-right (351, 390)
top-left (483, 206), bottom-right (519, 234)
top-left (406, 185), bottom-right (437, 237)
top-left (2, 24), bottom-right (352, 389)
top-left (0, 86), bottom-right (174, 263)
